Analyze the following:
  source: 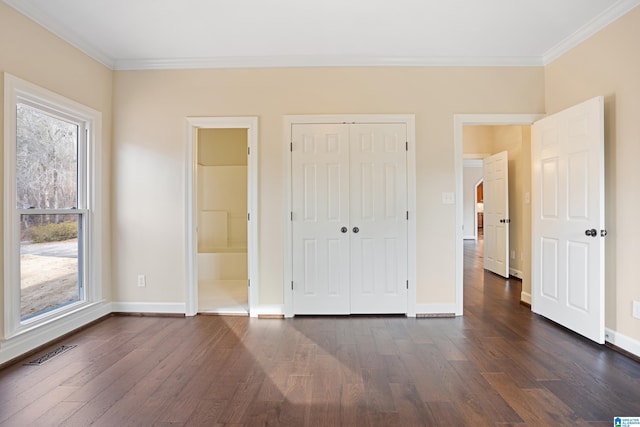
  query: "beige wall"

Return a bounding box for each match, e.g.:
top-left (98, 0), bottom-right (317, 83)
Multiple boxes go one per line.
top-left (198, 128), bottom-right (248, 166)
top-left (0, 3), bottom-right (113, 339)
top-left (112, 67), bottom-right (544, 306)
top-left (545, 6), bottom-right (640, 342)
top-left (463, 126), bottom-right (493, 155)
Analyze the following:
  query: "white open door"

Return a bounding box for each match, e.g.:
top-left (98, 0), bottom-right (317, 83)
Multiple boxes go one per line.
top-left (483, 150), bottom-right (510, 278)
top-left (531, 96), bottom-right (605, 344)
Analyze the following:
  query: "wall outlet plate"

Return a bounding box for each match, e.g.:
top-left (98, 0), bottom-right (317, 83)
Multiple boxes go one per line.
top-left (633, 301), bottom-right (640, 319)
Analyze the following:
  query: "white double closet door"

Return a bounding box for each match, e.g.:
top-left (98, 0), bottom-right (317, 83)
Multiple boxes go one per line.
top-left (292, 123), bottom-right (408, 315)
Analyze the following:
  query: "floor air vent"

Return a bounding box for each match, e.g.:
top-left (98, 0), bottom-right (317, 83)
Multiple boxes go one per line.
top-left (24, 345), bottom-right (77, 366)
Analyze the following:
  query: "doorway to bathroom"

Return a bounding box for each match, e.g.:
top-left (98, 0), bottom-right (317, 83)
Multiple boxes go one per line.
top-left (186, 116), bottom-right (258, 317)
top-left (197, 128), bottom-right (248, 314)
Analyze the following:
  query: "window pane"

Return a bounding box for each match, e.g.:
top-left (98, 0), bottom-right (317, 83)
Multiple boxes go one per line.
top-left (16, 104), bottom-right (78, 209)
top-left (20, 214), bottom-right (83, 320)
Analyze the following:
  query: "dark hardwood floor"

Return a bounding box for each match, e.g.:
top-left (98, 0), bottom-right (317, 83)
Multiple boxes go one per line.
top-left (1, 238), bottom-right (639, 426)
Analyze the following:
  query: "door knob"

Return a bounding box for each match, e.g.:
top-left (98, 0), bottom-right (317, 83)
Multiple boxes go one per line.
top-left (353, 227), bottom-right (359, 233)
top-left (340, 226), bottom-right (348, 233)
top-left (585, 229), bottom-right (597, 237)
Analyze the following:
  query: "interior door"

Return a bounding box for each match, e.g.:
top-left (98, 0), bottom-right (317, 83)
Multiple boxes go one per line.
top-left (531, 96), bottom-right (605, 344)
top-left (483, 150), bottom-right (510, 277)
top-left (292, 124), bottom-right (351, 314)
top-left (349, 124), bottom-right (408, 314)
top-left (291, 123), bottom-right (408, 314)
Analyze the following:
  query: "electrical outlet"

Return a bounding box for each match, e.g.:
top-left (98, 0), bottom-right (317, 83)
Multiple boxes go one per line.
top-left (633, 301), bottom-right (640, 319)
top-left (137, 274), bottom-right (146, 288)
top-left (511, 250), bottom-right (516, 260)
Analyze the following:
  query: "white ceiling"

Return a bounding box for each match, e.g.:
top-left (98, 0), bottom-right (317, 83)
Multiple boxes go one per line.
top-left (4, 0), bottom-right (639, 70)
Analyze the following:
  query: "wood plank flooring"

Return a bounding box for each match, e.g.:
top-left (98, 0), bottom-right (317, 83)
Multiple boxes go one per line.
top-left (1, 238), bottom-right (639, 426)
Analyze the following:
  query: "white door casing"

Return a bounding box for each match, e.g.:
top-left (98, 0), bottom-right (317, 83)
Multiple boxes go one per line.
top-left (289, 118), bottom-right (412, 315)
top-left (531, 97), bottom-right (605, 344)
top-left (483, 150), bottom-right (510, 278)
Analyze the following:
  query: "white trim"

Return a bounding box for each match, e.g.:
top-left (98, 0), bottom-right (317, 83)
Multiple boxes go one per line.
top-left (252, 305), bottom-right (285, 317)
top-left (414, 303), bottom-right (458, 316)
top-left (605, 328), bottom-right (640, 359)
top-left (114, 55), bottom-right (543, 71)
top-left (110, 302), bottom-right (186, 314)
top-left (520, 291), bottom-right (532, 305)
top-left (543, 0), bottom-right (640, 65)
top-left (283, 114), bottom-right (416, 317)
top-left (185, 117), bottom-right (259, 317)
top-left (0, 301), bottom-right (110, 366)
top-left (4, 73), bottom-right (103, 339)
top-left (463, 159), bottom-right (483, 168)
top-left (463, 153), bottom-right (492, 160)
top-left (509, 268), bottom-right (524, 279)
top-left (454, 114), bottom-right (544, 316)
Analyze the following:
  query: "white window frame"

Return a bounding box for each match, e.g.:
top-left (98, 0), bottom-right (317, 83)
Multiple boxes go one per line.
top-left (4, 73), bottom-right (103, 339)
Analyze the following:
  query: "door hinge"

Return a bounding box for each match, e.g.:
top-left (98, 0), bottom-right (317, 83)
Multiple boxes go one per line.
top-left (248, 146), bottom-right (250, 156)
top-left (290, 142), bottom-right (293, 152)
top-left (406, 211), bottom-right (409, 220)
top-left (291, 281), bottom-right (294, 290)
top-left (248, 279), bottom-right (250, 288)
top-left (291, 211), bottom-right (293, 221)
top-left (248, 212), bottom-right (250, 221)
top-left (406, 141), bottom-right (408, 151)
top-left (406, 280), bottom-right (409, 290)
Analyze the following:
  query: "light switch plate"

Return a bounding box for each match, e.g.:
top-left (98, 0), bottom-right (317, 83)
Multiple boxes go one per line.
top-left (442, 192), bottom-right (455, 205)
top-left (633, 301), bottom-right (640, 319)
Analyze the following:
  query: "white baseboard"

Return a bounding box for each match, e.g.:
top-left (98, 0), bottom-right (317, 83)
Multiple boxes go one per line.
top-left (0, 302), bottom-right (111, 366)
top-left (605, 328), bottom-right (640, 359)
top-left (509, 268), bottom-right (523, 279)
top-left (110, 302), bottom-right (186, 314)
top-left (520, 291), bottom-right (532, 305)
top-left (412, 303), bottom-right (458, 317)
top-left (251, 304), bottom-right (285, 318)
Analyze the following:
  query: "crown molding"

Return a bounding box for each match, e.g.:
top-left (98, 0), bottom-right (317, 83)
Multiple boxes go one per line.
top-left (543, 0), bottom-right (640, 65)
top-left (6, 0), bottom-right (638, 71)
top-left (463, 159), bottom-right (484, 168)
top-left (113, 55), bottom-right (543, 70)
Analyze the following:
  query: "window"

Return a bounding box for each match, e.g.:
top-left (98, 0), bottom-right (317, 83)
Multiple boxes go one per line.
top-left (4, 74), bottom-right (102, 338)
